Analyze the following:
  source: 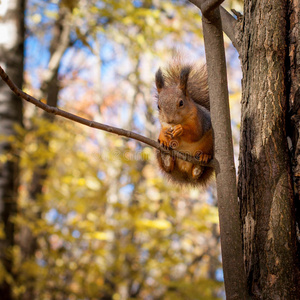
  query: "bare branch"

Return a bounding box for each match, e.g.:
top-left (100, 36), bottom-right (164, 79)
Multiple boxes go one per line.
top-left (43, 19), bottom-right (71, 88)
top-left (201, 0), bottom-right (224, 17)
top-left (0, 66), bottom-right (214, 168)
top-left (198, 3), bottom-right (248, 298)
top-left (231, 8), bottom-right (242, 19)
top-left (189, 0), bottom-right (240, 51)
top-left (219, 6), bottom-right (240, 50)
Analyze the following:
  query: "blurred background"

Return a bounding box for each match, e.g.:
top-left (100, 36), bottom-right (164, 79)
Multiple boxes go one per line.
top-left (0, 0), bottom-right (243, 299)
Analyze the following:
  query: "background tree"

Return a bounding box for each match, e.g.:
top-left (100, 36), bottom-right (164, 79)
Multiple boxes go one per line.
top-left (0, 0), bottom-right (25, 298)
top-left (18, 4), bottom-right (73, 299)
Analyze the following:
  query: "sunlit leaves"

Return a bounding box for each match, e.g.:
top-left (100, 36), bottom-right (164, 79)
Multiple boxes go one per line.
top-left (136, 218), bottom-right (172, 230)
top-left (13, 117), bottom-right (222, 298)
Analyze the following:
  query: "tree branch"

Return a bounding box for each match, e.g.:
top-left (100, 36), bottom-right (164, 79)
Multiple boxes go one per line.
top-left (0, 66), bottom-right (214, 168)
top-left (42, 16), bottom-right (71, 92)
top-left (189, 0), bottom-right (248, 298)
top-left (189, 0), bottom-right (240, 51)
top-left (201, 0), bottom-right (224, 17)
top-left (219, 6), bottom-right (240, 50)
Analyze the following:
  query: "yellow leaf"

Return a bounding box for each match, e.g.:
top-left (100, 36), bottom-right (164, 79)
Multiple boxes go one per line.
top-left (0, 224), bottom-right (5, 239)
top-left (31, 13), bottom-right (42, 24)
top-left (83, 231), bottom-right (111, 241)
top-left (86, 176), bottom-right (101, 191)
top-left (136, 219), bottom-right (171, 230)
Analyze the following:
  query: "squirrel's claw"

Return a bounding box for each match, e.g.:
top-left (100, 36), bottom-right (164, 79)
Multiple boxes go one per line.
top-left (158, 138), bottom-right (170, 149)
top-left (195, 152), bottom-right (212, 164)
top-left (158, 128), bottom-right (171, 149)
top-left (168, 124), bottom-right (183, 138)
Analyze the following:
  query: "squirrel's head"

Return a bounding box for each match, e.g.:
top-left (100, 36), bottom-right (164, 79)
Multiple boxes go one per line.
top-left (155, 66), bottom-right (195, 125)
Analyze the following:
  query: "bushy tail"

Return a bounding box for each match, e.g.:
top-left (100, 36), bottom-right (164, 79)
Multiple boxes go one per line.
top-left (161, 55), bottom-right (210, 111)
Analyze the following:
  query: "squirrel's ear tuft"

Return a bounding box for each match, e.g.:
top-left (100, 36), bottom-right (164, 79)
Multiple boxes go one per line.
top-left (179, 66), bottom-right (191, 96)
top-left (155, 68), bottom-right (164, 93)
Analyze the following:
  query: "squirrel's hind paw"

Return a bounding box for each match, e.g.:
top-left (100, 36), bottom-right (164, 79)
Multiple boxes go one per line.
top-left (192, 165), bottom-right (204, 179)
top-left (158, 138), bottom-right (170, 149)
top-left (160, 153), bottom-right (174, 172)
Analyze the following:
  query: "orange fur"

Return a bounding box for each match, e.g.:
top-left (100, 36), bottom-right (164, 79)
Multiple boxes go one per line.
top-left (155, 57), bottom-right (214, 186)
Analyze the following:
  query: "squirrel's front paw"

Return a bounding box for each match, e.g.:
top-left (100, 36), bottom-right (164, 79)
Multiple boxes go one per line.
top-left (158, 129), bottom-right (172, 149)
top-left (167, 124), bottom-right (183, 138)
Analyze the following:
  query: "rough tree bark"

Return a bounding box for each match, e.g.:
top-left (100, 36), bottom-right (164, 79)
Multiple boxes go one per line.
top-left (288, 0), bottom-right (300, 238)
top-left (238, 0), bottom-right (300, 298)
top-left (0, 0), bottom-right (25, 298)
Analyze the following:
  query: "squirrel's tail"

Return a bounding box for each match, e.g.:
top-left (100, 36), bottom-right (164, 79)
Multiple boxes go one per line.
top-left (162, 54), bottom-right (210, 111)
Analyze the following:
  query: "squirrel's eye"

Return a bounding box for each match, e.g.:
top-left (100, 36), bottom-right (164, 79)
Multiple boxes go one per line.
top-left (157, 104), bottom-right (161, 110)
top-left (179, 100), bottom-right (184, 107)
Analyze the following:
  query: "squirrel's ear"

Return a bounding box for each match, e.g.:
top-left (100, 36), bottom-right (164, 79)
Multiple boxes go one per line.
top-left (179, 66), bottom-right (191, 96)
top-left (155, 68), bottom-right (164, 93)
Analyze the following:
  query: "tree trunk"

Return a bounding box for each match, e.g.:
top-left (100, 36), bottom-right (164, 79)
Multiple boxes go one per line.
top-left (288, 0), bottom-right (300, 236)
top-left (238, 0), bottom-right (300, 298)
top-left (0, 0), bottom-right (25, 298)
top-left (19, 9), bottom-right (70, 300)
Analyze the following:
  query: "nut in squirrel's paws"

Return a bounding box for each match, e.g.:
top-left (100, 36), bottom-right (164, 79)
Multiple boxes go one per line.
top-left (167, 124), bottom-right (183, 138)
top-left (195, 151), bottom-right (211, 164)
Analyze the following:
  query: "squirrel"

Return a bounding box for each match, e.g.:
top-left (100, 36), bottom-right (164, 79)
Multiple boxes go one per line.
top-left (155, 56), bottom-right (214, 186)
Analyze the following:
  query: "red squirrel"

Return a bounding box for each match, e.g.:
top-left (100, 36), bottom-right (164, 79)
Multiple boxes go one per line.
top-left (155, 56), bottom-right (214, 186)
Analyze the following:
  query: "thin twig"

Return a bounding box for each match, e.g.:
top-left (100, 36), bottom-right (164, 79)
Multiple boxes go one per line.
top-left (0, 66), bottom-right (214, 168)
top-left (231, 9), bottom-right (242, 19)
